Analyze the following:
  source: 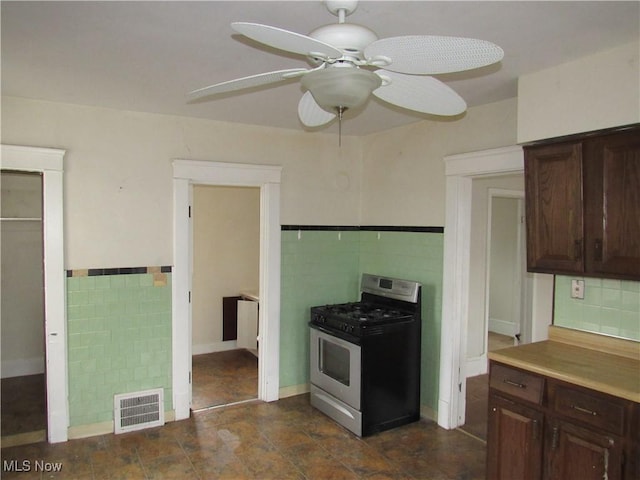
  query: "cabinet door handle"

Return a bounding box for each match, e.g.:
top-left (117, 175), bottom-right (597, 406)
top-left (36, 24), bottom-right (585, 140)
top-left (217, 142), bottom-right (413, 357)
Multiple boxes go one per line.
top-left (503, 379), bottom-right (526, 389)
top-left (532, 419), bottom-right (539, 441)
top-left (594, 238), bottom-right (603, 262)
top-left (551, 426), bottom-right (559, 450)
top-left (571, 404), bottom-right (598, 416)
top-left (574, 239), bottom-right (583, 261)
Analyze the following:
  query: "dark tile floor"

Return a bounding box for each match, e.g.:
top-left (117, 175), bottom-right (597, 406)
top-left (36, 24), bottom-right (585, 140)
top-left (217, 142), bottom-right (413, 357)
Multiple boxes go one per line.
top-left (1, 374), bottom-right (46, 436)
top-left (191, 349), bottom-right (258, 410)
top-left (1, 394), bottom-right (486, 480)
top-left (0, 349), bottom-right (258, 442)
top-left (462, 375), bottom-right (489, 441)
top-left (460, 332), bottom-right (516, 442)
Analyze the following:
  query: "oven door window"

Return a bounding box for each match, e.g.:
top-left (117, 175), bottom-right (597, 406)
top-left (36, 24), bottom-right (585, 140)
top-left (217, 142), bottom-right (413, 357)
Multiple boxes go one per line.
top-left (319, 338), bottom-right (350, 386)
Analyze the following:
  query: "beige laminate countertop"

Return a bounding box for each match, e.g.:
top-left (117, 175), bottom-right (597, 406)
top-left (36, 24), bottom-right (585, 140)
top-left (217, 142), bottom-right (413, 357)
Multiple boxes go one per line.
top-left (488, 326), bottom-right (640, 403)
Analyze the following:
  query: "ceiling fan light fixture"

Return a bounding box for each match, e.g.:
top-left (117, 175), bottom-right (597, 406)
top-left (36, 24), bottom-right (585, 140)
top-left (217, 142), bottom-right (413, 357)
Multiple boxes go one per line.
top-left (301, 67), bottom-right (381, 112)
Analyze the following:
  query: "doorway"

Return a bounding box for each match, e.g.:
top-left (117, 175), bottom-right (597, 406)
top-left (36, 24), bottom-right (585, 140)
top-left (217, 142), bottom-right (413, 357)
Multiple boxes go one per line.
top-left (0, 145), bottom-right (67, 444)
top-left (438, 145), bottom-right (554, 431)
top-left (172, 159), bottom-right (282, 421)
top-left (462, 186), bottom-right (528, 441)
top-left (486, 191), bottom-right (528, 345)
top-left (466, 181), bottom-right (527, 379)
top-left (191, 185), bottom-right (260, 410)
top-left (1, 171), bottom-right (46, 444)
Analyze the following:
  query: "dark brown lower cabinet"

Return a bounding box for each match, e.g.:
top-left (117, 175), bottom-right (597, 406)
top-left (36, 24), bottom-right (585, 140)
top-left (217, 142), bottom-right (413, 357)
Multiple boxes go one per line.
top-left (487, 395), bottom-right (544, 480)
top-left (547, 420), bottom-right (622, 480)
top-left (487, 361), bottom-right (637, 480)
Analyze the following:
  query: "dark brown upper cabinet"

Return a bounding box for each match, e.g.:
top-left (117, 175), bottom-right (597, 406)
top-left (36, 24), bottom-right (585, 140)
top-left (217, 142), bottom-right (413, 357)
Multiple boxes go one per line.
top-left (524, 125), bottom-right (640, 280)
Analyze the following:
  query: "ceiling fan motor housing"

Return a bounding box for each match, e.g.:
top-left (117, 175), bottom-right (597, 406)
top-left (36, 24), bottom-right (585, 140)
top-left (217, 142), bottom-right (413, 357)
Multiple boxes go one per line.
top-left (309, 23), bottom-right (377, 58)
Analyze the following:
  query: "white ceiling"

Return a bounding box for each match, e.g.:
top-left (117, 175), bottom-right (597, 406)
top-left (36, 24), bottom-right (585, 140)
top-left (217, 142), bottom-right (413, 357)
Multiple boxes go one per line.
top-left (2, 1), bottom-right (638, 136)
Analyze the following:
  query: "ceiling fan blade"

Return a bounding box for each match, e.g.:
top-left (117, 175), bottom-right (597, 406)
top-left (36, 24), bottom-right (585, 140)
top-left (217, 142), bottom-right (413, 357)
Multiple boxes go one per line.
top-left (298, 91), bottom-right (336, 127)
top-left (365, 35), bottom-right (504, 75)
top-left (232, 22), bottom-right (343, 60)
top-left (187, 68), bottom-right (308, 99)
top-left (373, 70), bottom-right (467, 116)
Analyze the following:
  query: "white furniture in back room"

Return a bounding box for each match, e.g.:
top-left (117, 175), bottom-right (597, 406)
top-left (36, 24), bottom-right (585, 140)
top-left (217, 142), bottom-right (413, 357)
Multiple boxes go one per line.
top-left (237, 292), bottom-right (259, 356)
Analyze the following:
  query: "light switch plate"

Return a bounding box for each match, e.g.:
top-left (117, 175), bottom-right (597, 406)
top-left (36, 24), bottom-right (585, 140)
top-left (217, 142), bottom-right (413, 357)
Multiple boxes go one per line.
top-left (571, 279), bottom-right (585, 299)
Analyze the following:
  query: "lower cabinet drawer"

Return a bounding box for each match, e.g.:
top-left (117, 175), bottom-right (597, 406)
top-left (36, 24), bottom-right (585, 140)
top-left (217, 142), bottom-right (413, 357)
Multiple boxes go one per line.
top-left (490, 363), bottom-right (544, 405)
top-left (553, 385), bottom-right (626, 436)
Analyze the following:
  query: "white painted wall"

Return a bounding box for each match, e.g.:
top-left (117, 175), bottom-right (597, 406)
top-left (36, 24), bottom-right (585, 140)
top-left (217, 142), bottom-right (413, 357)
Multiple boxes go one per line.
top-left (518, 41), bottom-right (640, 143)
top-left (1, 172), bottom-right (45, 378)
top-left (361, 98), bottom-right (518, 226)
top-left (1, 97), bottom-right (362, 269)
top-left (192, 185), bottom-right (260, 354)
top-left (2, 96), bottom-right (520, 269)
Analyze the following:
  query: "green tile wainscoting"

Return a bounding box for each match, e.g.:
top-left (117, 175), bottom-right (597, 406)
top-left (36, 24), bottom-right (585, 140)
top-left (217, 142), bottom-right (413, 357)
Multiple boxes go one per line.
top-left (280, 226), bottom-right (445, 415)
top-left (554, 276), bottom-right (640, 341)
top-left (66, 268), bottom-right (173, 428)
top-left (64, 228), bottom-right (446, 431)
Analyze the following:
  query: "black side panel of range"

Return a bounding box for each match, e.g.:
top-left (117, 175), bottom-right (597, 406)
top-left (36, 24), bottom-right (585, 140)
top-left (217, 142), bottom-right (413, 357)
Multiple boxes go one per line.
top-left (360, 317), bottom-right (421, 436)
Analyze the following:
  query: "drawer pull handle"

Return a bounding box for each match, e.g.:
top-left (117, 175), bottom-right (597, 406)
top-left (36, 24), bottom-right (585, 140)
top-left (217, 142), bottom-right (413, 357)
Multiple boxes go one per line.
top-left (503, 379), bottom-right (526, 389)
top-left (571, 405), bottom-right (598, 416)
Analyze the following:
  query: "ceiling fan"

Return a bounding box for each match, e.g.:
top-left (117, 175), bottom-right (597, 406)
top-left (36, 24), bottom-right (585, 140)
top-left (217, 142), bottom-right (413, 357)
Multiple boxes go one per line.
top-left (188, 0), bottom-right (504, 131)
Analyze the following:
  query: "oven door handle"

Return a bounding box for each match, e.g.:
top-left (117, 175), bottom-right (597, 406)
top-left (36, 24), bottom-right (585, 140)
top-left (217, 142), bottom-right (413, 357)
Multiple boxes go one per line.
top-left (309, 324), bottom-right (361, 345)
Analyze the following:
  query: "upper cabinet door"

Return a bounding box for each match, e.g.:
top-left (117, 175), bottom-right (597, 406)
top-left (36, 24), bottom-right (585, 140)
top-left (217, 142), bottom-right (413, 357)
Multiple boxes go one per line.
top-left (584, 129), bottom-right (640, 278)
top-left (525, 142), bottom-right (584, 274)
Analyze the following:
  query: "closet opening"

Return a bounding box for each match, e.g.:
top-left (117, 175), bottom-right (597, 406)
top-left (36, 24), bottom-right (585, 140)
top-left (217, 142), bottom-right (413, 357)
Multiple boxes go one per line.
top-left (1, 170), bottom-right (47, 445)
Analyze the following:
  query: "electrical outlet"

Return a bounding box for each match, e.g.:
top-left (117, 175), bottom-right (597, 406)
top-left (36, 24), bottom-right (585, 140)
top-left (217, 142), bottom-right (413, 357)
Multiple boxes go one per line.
top-left (571, 279), bottom-right (585, 299)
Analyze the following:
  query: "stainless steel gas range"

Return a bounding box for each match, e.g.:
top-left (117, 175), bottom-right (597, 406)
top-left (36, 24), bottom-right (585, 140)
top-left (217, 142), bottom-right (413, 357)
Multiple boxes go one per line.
top-left (309, 273), bottom-right (422, 437)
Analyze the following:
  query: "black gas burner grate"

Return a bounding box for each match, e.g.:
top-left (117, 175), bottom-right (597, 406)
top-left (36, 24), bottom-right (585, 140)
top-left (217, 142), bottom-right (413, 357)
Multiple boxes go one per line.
top-left (315, 301), bottom-right (412, 323)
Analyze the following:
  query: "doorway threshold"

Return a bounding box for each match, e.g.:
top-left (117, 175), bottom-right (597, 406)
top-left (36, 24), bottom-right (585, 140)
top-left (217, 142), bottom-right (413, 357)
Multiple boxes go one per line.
top-left (191, 397), bottom-right (259, 413)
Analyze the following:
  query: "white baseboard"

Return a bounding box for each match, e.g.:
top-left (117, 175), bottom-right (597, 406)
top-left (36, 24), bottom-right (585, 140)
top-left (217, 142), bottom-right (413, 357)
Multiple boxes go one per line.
top-left (279, 383), bottom-right (309, 399)
top-left (192, 341), bottom-right (238, 355)
top-left (465, 355), bottom-right (488, 377)
top-left (420, 404), bottom-right (436, 422)
top-left (488, 318), bottom-right (518, 337)
top-left (68, 420), bottom-right (113, 440)
top-left (68, 410), bottom-right (176, 440)
top-left (1, 357), bottom-right (45, 378)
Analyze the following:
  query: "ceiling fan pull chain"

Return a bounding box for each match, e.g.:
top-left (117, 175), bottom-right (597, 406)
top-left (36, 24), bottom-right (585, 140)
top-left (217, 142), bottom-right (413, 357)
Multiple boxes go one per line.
top-left (338, 106), bottom-right (345, 147)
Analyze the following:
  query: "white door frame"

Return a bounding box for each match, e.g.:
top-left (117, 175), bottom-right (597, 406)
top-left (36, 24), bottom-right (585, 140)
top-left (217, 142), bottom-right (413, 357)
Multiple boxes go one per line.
top-left (172, 160), bottom-right (281, 420)
top-left (437, 146), bottom-right (524, 430)
top-left (1, 145), bottom-right (68, 443)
